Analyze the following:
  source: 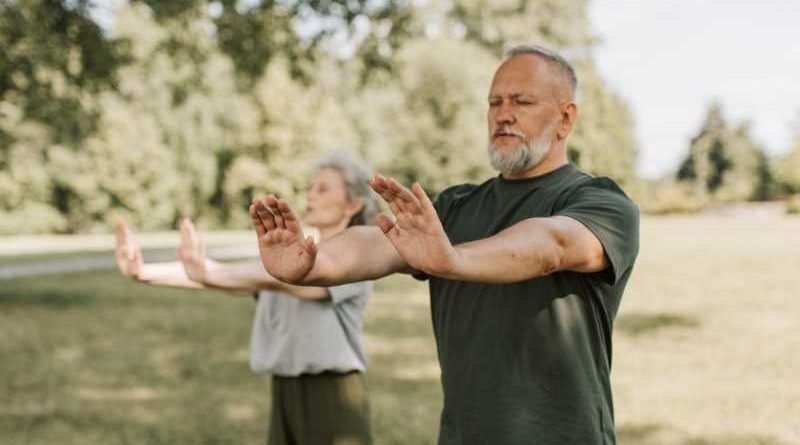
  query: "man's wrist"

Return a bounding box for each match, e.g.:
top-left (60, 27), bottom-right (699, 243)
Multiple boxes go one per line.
top-left (425, 245), bottom-right (466, 281)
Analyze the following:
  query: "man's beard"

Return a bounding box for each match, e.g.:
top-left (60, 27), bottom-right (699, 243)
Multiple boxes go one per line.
top-left (487, 126), bottom-right (553, 176)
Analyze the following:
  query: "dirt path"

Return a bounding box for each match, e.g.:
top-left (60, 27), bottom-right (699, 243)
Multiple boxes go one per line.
top-left (0, 245), bottom-right (257, 280)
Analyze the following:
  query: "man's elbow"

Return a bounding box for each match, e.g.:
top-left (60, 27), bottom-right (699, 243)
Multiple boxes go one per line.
top-left (537, 242), bottom-right (564, 277)
top-left (568, 244), bottom-right (608, 273)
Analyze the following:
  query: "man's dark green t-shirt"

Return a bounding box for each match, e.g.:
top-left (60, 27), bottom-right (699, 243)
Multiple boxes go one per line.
top-left (428, 164), bottom-right (639, 445)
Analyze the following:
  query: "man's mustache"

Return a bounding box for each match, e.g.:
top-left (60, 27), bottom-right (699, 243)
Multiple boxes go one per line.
top-left (492, 126), bottom-right (526, 140)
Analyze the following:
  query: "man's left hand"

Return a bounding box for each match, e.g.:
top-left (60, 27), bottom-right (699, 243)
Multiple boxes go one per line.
top-left (369, 175), bottom-right (462, 278)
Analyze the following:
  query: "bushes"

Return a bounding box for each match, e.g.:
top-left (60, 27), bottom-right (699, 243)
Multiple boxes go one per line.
top-left (639, 180), bottom-right (704, 215)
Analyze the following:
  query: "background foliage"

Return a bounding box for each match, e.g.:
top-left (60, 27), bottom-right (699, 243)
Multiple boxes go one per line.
top-left (1, 0), bottom-right (795, 234)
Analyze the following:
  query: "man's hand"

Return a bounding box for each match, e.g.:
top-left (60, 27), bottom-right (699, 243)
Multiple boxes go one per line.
top-left (114, 218), bottom-right (143, 280)
top-left (250, 195), bottom-right (317, 283)
top-left (176, 218), bottom-right (213, 283)
top-left (369, 175), bottom-right (462, 278)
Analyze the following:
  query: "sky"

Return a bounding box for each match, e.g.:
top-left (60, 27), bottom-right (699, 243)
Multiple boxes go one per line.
top-left (589, 0), bottom-right (800, 178)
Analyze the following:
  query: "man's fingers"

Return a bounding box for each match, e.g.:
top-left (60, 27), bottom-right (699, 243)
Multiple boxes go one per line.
top-left (254, 198), bottom-right (278, 231)
top-left (387, 177), bottom-right (420, 208)
top-left (277, 199), bottom-right (300, 233)
top-left (376, 213), bottom-right (396, 235)
top-left (249, 203), bottom-right (267, 238)
top-left (372, 175), bottom-right (414, 216)
top-left (303, 236), bottom-right (317, 256)
top-left (265, 195), bottom-right (286, 230)
top-left (371, 175), bottom-right (397, 204)
top-left (369, 174), bottom-right (388, 195)
top-left (411, 183), bottom-right (436, 217)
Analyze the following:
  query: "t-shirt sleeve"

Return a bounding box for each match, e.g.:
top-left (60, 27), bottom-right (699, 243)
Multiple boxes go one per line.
top-left (328, 281), bottom-right (372, 305)
top-left (555, 177), bottom-right (640, 286)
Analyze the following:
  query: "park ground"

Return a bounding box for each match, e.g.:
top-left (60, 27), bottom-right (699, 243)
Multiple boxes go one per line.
top-left (1, 215), bottom-right (799, 444)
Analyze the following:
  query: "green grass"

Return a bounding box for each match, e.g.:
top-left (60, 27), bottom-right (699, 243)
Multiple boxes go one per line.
top-left (1, 215), bottom-right (799, 444)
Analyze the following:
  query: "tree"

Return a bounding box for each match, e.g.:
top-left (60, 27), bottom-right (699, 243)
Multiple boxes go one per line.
top-left (0, 0), bottom-right (127, 145)
top-left (774, 115), bottom-right (800, 195)
top-left (348, 37), bottom-right (495, 193)
top-left (568, 59), bottom-right (638, 187)
top-left (133, 0), bottom-right (416, 84)
top-left (446, 0), bottom-right (639, 186)
top-left (449, 0), bottom-right (592, 55)
top-left (677, 102), bottom-right (770, 203)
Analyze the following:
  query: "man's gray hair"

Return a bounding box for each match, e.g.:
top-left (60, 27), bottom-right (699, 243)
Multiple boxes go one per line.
top-left (504, 44), bottom-right (577, 95)
top-left (313, 149), bottom-right (378, 227)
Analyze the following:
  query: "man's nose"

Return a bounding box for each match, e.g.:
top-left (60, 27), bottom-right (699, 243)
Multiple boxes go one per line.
top-left (494, 102), bottom-right (515, 125)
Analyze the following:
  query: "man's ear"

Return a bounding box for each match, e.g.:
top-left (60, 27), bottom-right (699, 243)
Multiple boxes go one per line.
top-left (557, 102), bottom-right (578, 140)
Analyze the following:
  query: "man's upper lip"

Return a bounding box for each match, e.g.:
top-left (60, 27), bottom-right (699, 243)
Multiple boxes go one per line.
top-left (493, 132), bottom-right (519, 139)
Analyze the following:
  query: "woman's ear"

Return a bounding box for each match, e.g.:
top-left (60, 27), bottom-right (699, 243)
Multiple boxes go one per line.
top-left (347, 198), bottom-right (365, 219)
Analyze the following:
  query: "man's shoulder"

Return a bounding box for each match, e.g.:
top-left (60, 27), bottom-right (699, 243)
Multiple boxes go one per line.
top-left (551, 170), bottom-right (638, 221)
top-left (561, 169), bottom-right (633, 201)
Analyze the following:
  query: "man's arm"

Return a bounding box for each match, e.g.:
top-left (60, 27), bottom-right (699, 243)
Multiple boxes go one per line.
top-left (249, 196), bottom-right (408, 286)
top-left (446, 216), bottom-right (606, 283)
top-left (368, 175), bottom-right (608, 283)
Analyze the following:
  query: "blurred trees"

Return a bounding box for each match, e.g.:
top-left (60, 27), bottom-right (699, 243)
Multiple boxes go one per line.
top-left (773, 116), bottom-right (800, 195)
top-left (2, 0), bottom-right (646, 234)
top-left (355, 0), bottom-right (639, 191)
top-left (676, 102), bottom-right (773, 204)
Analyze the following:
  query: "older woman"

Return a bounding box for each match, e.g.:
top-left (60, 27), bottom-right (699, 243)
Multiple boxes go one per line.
top-left (115, 150), bottom-right (377, 445)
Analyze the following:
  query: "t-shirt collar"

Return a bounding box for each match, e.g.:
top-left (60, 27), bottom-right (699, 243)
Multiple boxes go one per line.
top-left (495, 163), bottom-right (576, 191)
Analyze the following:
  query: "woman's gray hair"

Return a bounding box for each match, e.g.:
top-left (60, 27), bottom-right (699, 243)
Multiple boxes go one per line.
top-left (313, 149), bottom-right (378, 227)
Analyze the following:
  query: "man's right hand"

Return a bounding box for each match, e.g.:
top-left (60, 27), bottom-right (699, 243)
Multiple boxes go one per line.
top-left (250, 195), bottom-right (317, 283)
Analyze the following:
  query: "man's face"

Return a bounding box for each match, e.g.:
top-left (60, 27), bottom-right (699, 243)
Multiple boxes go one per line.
top-left (487, 55), bottom-right (565, 174)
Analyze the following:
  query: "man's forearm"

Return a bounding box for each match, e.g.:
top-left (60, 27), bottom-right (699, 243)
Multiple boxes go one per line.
top-left (434, 217), bottom-right (606, 283)
top-left (301, 226), bottom-right (407, 286)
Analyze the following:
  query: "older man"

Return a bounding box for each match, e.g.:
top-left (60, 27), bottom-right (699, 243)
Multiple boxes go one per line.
top-left (251, 45), bottom-right (639, 445)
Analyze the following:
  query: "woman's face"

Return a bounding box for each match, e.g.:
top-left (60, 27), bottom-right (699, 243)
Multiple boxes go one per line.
top-left (305, 168), bottom-right (359, 230)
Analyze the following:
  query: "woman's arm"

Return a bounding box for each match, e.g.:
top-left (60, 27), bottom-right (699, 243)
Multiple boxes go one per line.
top-left (177, 219), bottom-right (330, 299)
top-left (114, 219), bottom-right (204, 290)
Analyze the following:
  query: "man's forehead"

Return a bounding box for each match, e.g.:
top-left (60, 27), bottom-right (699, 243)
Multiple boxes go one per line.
top-left (490, 55), bottom-right (570, 99)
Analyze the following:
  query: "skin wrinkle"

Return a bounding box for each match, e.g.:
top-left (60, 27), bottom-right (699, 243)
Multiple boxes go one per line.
top-left (486, 54), bottom-right (577, 180)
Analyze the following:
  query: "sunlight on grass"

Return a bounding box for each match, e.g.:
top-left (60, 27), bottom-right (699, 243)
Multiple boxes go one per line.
top-left (1, 215), bottom-right (799, 444)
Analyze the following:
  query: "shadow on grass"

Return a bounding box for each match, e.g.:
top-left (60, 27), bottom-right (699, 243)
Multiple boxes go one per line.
top-left (616, 312), bottom-right (700, 337)
top-left (683, 434), bottom-right (785, 445)
top-left (0, 270), bottom-right (221, 310)
top-left (617, 423), bottom-right (786, 445)
top-left (0, 291), bottom-right (97, 308)
top-left (618, 422), bottom-right (664, 443)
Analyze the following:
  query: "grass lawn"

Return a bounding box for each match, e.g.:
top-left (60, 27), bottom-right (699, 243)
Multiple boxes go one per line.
top-left (1, 216), bottom-right (799, 444)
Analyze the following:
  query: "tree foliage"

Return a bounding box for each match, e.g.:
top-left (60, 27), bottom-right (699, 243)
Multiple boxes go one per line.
top-left (677, 102), bottom-right (772, 203)
top-left (773, 116), bottom-right (800, 195)
top-left (0, 0), bottom-right (647, 233)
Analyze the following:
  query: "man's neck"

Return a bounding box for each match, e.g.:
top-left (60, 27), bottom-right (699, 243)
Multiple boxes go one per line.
top-left (502, 152), bottom-right (569, 180)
